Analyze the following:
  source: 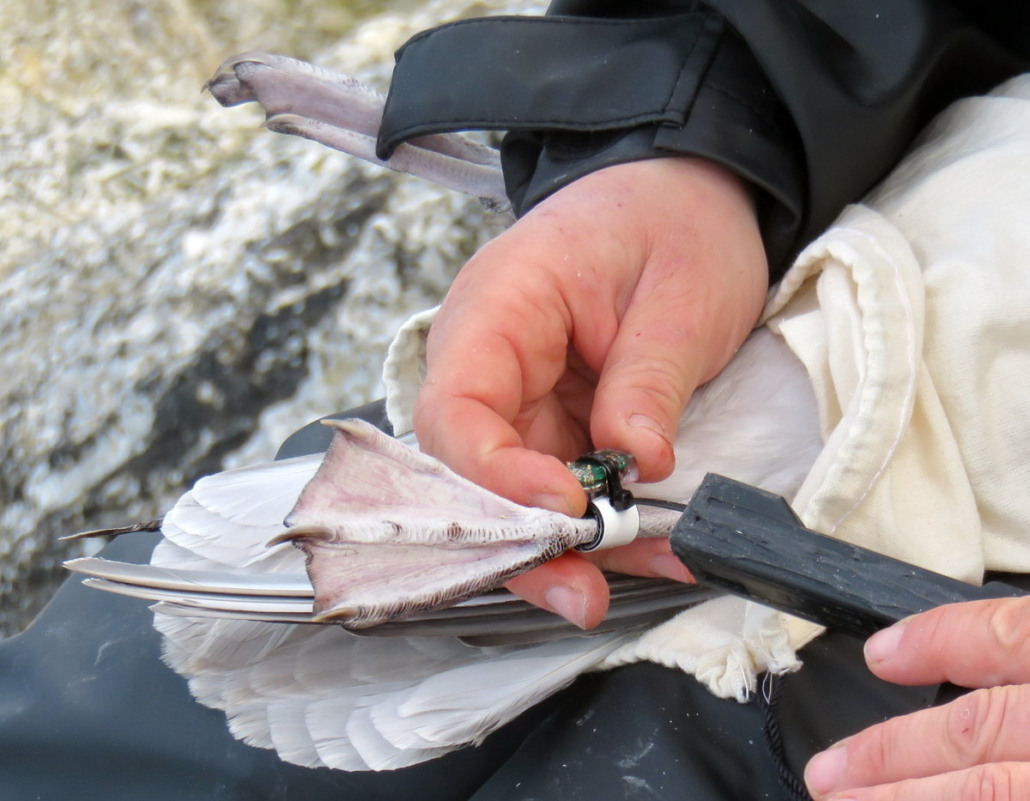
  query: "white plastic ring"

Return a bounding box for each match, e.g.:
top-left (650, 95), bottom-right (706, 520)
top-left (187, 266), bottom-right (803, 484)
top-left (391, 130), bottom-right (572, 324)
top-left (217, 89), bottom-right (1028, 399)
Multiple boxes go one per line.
top-left (576, 497), bottom-right (640, 551)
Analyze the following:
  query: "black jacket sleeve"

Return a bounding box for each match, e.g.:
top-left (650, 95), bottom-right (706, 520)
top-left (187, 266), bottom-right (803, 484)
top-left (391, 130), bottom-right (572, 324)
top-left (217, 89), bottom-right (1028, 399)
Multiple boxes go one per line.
top-left (377, 1), bottom-right (1028, 276)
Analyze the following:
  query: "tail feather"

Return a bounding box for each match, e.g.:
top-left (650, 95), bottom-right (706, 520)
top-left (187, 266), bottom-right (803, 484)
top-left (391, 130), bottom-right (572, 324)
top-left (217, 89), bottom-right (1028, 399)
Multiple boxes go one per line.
top-left (343, 706), bottom-right (442, 771)
top-left (373, 633), bottom-right (631, 751)
top-left (160, 456), bottom-right (319, 569)
top-left (267, 699), bottom-right (326, 769)
top-left (156, 614), bottom-right (300, 675)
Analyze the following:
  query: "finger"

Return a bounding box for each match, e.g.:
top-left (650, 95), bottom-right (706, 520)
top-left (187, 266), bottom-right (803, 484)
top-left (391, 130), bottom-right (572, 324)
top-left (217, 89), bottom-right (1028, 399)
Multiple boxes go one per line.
top-left (586, 159), bottom-right (768, 481)
top-left (824, 763), bottom-right (1030, 801)
top-left (414, 213), bottom-right (614, 512)
top-left (413, 285), bottom-right (587, 514)
top-left (588, 273), bottom-right (708, 481)
top-left (415, 390), bottom-right (588, 515)
top-left (579, 537), bottom-right (694, 584)
top-left (805, 685), bottom-right (1030, 799)
top-left (503, 539), bottom-right (693, 629)
top-left (863, 596), bottom-right (1030, 687)
top-left (504, 552), bottom-right (611, 629)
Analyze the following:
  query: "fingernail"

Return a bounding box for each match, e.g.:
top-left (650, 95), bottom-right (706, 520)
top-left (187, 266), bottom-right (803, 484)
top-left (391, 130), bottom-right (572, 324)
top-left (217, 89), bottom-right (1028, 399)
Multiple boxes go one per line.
top-left (545, 586), bottom-right (587, 629)
top-left (531, 493), bottom-right (575, 515)
top-left (628, 414), bottom-right (671, 444)
top-left (650, 553), bottom-right (693, 583)
top-left (864, 622), bottom-right (906, 665)
top-left (805, 744), bottom-right (847, 796)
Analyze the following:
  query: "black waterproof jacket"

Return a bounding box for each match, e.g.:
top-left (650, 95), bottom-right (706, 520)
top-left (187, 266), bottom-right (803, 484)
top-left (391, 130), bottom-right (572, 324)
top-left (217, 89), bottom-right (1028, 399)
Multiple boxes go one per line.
top-left (378, 1), bottom-right (1029, 275)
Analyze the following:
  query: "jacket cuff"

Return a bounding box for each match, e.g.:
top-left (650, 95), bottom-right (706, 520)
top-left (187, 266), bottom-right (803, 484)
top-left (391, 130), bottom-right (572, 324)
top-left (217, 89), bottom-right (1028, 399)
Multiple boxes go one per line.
top-left (501, 27), bottom-right (804, 275)
top-left (379, 11), bottom-right (805, 276)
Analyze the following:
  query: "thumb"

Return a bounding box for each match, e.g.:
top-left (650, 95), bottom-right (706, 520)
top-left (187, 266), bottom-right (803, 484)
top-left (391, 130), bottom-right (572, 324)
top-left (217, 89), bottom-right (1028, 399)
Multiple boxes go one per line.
top-left (864, 596), bottom-right (1030, 687)
top-left (589, 281), bottom-right (708, 482)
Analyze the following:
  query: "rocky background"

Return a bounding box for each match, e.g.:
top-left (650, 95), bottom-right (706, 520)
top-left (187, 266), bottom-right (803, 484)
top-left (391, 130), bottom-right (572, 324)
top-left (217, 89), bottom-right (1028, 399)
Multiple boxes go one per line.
top-left (1, 0), bottom-right (540, 636)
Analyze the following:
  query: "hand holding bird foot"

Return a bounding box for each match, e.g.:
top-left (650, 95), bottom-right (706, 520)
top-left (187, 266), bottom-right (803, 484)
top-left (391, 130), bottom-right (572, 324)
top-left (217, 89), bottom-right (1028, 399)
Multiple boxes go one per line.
top-left (413, 157), bottom-right (769, 627)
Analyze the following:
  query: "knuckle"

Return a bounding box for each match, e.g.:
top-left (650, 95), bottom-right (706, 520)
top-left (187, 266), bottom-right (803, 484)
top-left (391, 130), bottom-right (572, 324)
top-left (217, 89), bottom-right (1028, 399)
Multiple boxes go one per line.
top-left (958, 763), bottom-right (1020, 801)
top-left (944, 688), bottom-right (1009, 766)
top-left (845, 723), bottom-right (897, 779)
top-left (611, 354), bottom-right (690, 415)
top-left (411, 396), bottom-right (444, 448)
top-left (986, 598), bottom-right (1030, 666)
top-left (866, 725), bottom-right (899, 778)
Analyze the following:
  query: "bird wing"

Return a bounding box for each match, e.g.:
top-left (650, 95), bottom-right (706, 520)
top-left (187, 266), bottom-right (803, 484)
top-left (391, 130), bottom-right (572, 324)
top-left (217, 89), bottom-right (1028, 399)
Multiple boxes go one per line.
top-left (204, 52), bottom-right (509, 208)
top-left (154, 609), bottom-right (635, 771)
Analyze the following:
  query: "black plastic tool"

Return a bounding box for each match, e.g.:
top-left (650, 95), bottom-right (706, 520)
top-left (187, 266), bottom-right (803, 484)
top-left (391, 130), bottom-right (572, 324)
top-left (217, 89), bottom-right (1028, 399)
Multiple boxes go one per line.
top-left (671, 474), bottom-right (1028, 638)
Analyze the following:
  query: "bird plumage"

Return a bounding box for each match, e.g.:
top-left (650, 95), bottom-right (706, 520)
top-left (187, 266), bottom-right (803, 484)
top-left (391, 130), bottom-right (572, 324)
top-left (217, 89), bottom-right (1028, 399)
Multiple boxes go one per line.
top-left (76, 325), bottom-right (819, 771)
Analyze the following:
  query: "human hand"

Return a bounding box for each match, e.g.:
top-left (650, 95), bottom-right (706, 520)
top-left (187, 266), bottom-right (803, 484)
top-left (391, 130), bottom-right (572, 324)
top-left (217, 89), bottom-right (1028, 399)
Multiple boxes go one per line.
top-left (413, 157), bottom-right (768, 627)
top-left (805, 595), bottom-right (1030, 800)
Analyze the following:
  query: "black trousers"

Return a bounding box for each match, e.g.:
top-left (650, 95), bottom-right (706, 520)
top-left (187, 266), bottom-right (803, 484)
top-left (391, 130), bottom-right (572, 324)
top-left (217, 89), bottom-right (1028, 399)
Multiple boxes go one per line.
top-left (2, 403), bottom-right (1008, 801)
